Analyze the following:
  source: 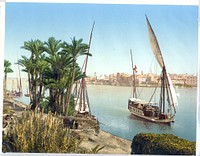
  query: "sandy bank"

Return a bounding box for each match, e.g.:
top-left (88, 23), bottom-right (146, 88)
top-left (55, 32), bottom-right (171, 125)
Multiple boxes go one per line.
top-left (4, 98), bottom-right (27, 109)
top-left (78, 129), bottom-right (131, 154)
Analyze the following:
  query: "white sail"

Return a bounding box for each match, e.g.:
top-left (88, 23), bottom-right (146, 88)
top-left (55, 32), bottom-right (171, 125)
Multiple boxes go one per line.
top-left (167, 73), bottom-right (178, 106)
top-left (146, 15), bottom-right (177, 113)
top-left (146, 15), bottom-right (164, 68)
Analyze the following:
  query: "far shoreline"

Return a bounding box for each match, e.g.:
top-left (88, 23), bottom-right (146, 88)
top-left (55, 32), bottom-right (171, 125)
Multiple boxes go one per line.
top-left (86, 83), bottom-right (197, 88)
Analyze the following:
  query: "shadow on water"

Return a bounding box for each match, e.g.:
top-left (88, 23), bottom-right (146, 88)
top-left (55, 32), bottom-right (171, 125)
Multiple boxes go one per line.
top-left (128, 114), bottom-right (172, 131)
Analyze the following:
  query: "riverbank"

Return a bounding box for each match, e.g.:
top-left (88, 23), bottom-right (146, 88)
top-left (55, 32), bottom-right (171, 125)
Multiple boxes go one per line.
top-left (3, 97), bottom-right (131, 154)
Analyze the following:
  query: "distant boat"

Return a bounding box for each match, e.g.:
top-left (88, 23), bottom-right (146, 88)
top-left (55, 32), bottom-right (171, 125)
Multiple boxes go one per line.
top-left (15, 57), bottom-right (23, 97)
top-left (24, 94), bottom-right (30, 97)
top-left (24, 80), bottom-right (30, 97)
top-left (128, 16), bottom-right (177, 124)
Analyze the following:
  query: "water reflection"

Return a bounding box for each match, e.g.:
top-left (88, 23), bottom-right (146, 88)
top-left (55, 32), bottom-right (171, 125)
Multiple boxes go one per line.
top-left (128, 115), bottom-right (172, 131)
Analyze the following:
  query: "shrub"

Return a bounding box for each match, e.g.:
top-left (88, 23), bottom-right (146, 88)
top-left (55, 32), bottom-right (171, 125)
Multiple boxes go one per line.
top-left (3, 108), bottom-right (103, 153)
top-left (131, 133), bottom-right (196, 155)
top-left (39, 97), bottom-right (50, 113)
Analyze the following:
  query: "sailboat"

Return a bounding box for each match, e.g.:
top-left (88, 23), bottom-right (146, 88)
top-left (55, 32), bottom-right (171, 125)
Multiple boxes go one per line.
top-left (15, 57), bottom-right (23, 97)
top-left (128, 16), bottom-right (177, 124)
top-left (74, 22), bottom-right (95, 117)
top-left (24, 80), bottom-right (30, 97)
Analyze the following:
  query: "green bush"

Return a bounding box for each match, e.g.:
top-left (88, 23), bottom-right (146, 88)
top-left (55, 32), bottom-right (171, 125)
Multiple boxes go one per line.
top-left (3, 108), bottom-right (103, 153)
top-left (131, 133), bottom-right (196, 155)
top-left (39, 97), bottom-right (50, 113)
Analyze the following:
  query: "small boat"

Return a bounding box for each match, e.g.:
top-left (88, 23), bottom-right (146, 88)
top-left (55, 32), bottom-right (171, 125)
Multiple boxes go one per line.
top-left (14, 91), bottom-right (23, 97)
top-left (24, 93), bottom-right (30, 97)
top-left (128, 16), bottom-right (177, 124)
top-left (24, 81), bottom-right (30, 97)
top-left (15, 59), bottom-right (23, 97)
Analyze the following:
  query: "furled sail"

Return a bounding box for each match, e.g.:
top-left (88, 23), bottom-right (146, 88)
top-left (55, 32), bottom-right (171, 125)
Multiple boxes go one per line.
top-left (146, 15), bottom-right (177, 113)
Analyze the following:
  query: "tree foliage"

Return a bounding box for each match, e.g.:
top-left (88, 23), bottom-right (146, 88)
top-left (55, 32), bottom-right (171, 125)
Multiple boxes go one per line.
top-left (4, 59), bottom-right (13, 96)
top-left (18, 36), bottom-right (91, 116)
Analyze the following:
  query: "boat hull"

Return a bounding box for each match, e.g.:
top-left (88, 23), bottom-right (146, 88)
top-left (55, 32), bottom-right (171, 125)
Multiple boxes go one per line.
top-left (24, 94), bottom-right (30, 97)
top-left (128, 98), bottom-right (175, 124)
top-left (129, 109), bottom-right (174, 124)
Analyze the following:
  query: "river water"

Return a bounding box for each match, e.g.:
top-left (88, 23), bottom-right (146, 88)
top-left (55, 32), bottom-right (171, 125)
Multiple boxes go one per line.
top-left (87, 85), bottom-right (197, 142)
top-left (15, 84), bottom-right (196, 142)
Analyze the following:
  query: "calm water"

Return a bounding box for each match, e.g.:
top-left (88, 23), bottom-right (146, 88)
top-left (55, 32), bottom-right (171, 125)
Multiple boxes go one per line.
top-left (16, 84), bottom-right (197, 142)
top-left (87, 85), bottom-right (197, 142)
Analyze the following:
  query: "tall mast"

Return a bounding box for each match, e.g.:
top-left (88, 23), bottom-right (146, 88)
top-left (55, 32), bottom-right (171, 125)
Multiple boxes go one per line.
top-left (162, 66), bottom-right (166, 113)
top-left (17, 55), bottom-right (22, 94)
top-left (76, 22), bottom-right (95, 115)
top-left (83, 21), bottom-right (95, 74)
top-left (12, 80), bottom-right (14, 92)
top-left (130, 49), bottom-right (137, 98)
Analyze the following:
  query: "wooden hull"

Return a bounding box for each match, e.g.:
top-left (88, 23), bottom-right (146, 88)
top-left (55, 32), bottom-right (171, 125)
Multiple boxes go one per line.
top-left (129, 109), bottom-right (174, 124)
top-left (128, 99), bottom-right (175, 124)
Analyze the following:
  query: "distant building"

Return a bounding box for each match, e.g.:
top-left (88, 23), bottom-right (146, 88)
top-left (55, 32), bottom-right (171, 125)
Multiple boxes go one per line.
top-left (86, 72), bottom-right (197, 87)
top-left (185, 74), bottom-right (197, 87)
top-left (170, 74), bottom-right (197, 87)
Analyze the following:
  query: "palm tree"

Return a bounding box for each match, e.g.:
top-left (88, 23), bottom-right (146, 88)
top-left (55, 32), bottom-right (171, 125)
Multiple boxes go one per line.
top-left (45, 52), bottom-right (72, 113)
top-left (21, 39), bottom-right (44, 110)
top-left (4, 59), bottom-right (13, 97)
top-left (43, 37), bottom-right (62, 56)
top-left (43, 37), bottom-right (68, 113)
top-left (62, 37), bottom-right (90, 116)
top-left (17, 55), bottom-right (34, 103)
top-left (36, 55), bottom-right (49, 107)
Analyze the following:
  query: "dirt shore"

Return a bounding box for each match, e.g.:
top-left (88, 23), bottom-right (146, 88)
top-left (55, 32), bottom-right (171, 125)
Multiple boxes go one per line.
top-left (78, 129), bottom-right (131, 154)
top-left (3, 98), bottom-right (131, 154)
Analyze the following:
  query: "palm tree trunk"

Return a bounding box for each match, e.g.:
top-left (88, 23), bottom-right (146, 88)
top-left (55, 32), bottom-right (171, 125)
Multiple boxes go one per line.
top-left (57, 89), bottom-right (61, 114)
top-left (65, 61), bottom-right (76, 116)
top-left (31, 72), bottom-right (38, 110)
top-left (28, 72), bottom-right (33, 104)
top-left (30, 71), bottom-right (36, 110)
top-left (49, 88), bottom-right (57, 113)
top-left (31, 79), bottom-right (37, 110)
top-left (35, 72), bottom-right (39, 108)
top-left (61, 90), bottom-right (64, 114)
top-left (38, 73), bottom-right (43, 107)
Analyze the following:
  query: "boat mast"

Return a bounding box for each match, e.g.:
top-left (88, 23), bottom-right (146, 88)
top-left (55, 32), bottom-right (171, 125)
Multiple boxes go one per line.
top-left (83, 21), bottom-right (95, 74)
top-left (17, 60), bottom-right (22, 94)
top-left (161, 66), bottom-right (166, 113)
top-left (76, 21), bottom-right (95, 115)
top-left (130, 49), bottom-right (137, 98)
top-left (12, 80), bottom-right (14, 92)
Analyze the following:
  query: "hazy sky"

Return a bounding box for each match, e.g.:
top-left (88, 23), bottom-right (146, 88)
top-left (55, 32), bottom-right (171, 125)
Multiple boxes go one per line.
top-left (4, 2), bottom-right (198, 78)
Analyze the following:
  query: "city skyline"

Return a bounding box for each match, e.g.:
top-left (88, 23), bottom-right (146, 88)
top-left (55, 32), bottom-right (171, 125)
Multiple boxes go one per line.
top-left (3, 2), bottom-right (198, 78)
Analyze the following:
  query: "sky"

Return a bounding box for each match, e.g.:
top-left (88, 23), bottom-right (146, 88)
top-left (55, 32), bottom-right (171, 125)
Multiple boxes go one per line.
top-left (3, 2), bottom-right (198, 78)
